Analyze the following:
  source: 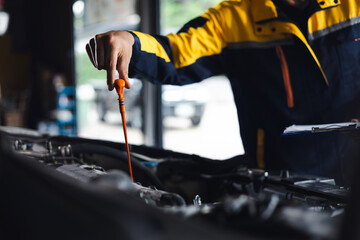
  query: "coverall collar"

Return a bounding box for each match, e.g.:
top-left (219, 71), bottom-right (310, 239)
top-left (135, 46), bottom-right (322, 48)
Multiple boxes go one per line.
top-left (251, 0), bottom-right (341, 23)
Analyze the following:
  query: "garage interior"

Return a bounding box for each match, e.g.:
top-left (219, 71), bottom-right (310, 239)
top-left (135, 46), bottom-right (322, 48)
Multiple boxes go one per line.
top-left (0, 0), bottom-right (360, 239)
top-left (1, 0), bottom-right (243, 159)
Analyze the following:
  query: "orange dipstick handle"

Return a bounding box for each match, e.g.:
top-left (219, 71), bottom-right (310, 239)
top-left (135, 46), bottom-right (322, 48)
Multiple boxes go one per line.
top-left (114, 79), bottom-right (134, 182)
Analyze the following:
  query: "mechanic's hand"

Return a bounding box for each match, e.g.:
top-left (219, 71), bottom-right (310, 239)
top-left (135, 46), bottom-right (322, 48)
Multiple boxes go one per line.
top-left (345, 118), bottom-right (360, 142)
top-left (86, 31), bottom-right (134, 90)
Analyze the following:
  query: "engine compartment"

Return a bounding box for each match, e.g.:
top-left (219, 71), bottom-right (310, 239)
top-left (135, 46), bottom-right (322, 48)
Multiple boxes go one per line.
top-left (0, 127), bottom-right (352, 239)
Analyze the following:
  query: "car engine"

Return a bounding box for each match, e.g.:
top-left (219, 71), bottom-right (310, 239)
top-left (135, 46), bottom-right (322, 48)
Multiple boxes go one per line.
top-left (0, 126), bottom-right (355, 240)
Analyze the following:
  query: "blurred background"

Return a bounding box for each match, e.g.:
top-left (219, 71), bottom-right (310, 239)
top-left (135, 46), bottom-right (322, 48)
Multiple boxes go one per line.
top-left (0, 0), bottom-right (244, 159)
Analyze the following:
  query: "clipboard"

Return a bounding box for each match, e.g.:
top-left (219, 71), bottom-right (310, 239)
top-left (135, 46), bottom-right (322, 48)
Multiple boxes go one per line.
top-left (283, 122), bottom-right (360, 135)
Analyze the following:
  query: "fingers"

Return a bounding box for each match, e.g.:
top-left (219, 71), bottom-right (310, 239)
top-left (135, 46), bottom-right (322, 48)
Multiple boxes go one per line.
top-left (86, 42), bottom-right (96, 68)
top-left (117, 51), bottom-right (132, 89)
top-left (95, 35), bottom-right (105, 70)
top-left (106, 48), bottom-right (118, 91)
top-left (124, 79), bottom-right (132, 89)
top-left (86, 35), bottom-right (103, 70)
top-left (107, 55), bottom-right (132, 90)
top-left (88, 37), bottom-right (99, 68)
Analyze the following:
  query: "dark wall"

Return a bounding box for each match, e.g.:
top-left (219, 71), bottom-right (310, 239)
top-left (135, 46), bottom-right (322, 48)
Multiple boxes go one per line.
top-left (5, 0), bottom-right (75, 128)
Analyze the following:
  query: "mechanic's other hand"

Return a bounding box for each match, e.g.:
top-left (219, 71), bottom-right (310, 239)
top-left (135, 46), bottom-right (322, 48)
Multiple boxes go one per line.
top-left (86, 31), bottom-right (134, 90)
top-left (345, 118), bottom-right (360, 142)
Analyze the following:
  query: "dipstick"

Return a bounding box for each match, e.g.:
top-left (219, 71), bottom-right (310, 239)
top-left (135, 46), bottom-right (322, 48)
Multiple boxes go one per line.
top-left (114, 79), bottom-right (134, 182)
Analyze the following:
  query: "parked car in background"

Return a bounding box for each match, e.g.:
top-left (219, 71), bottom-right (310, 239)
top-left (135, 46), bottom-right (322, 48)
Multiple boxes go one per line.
top-left (162, 84), bottom-right (207, 126)
top-left (92, 79), bottom-right (207, 128)
top-left (92, 78), bottom-right (143, 128)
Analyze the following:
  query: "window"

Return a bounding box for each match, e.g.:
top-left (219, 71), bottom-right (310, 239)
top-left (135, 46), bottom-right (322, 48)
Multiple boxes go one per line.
top-left (73, 0), bottom-right (144, 145)
top-left (161, 0), bottom-right (244, 159)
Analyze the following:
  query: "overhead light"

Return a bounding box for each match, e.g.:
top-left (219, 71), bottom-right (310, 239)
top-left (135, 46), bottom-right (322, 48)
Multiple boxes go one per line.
top-left (73, 0), bottom-right (85, 18)
top-left (0, 0), bottom-right (9, 36)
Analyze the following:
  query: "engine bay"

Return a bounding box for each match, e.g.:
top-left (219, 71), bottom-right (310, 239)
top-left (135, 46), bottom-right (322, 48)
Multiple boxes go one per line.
top-left (0, 127), bottom-right (352, 239)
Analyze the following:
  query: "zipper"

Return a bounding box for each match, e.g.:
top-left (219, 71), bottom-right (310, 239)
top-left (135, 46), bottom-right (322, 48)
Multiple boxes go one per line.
top-left (275, 46), bottom-right (294, 108)
top-left (256, 128), bottom-right (265, 169)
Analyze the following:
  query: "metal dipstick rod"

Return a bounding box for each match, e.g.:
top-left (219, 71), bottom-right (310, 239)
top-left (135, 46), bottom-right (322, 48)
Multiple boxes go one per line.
top-left (114, 79), bottom-right (134, 182)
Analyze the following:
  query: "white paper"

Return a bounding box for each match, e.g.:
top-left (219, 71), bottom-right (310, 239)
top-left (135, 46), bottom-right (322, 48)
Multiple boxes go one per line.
top-left (283, 122), bottom-right (360, 134)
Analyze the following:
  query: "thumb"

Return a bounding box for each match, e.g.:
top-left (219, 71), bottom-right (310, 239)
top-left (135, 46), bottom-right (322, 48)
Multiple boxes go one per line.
top-left (117, 51), bottom-right (132, 89)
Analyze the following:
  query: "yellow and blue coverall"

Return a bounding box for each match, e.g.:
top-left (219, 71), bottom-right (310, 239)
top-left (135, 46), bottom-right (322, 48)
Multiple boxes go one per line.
top-left (128, 0), bottom-right (360, 182)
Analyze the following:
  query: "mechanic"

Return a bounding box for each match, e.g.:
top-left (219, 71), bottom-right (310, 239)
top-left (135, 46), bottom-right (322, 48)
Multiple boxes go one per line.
top-left (86, 0), bottom-right (360, 184)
